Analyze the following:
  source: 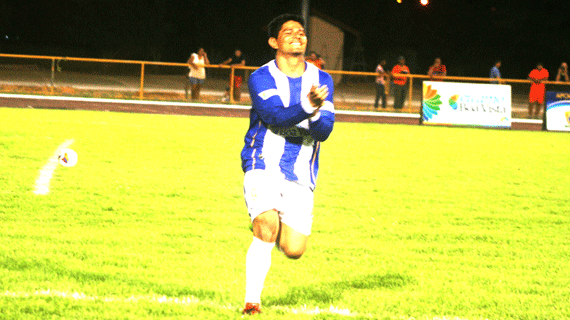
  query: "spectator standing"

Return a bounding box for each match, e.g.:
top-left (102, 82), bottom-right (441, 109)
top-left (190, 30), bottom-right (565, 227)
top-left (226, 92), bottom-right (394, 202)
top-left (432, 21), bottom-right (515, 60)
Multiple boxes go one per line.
top-left (185, 48), bottom-right (209, 100)
top-left (490, 60), bottom-right (502, 84)
top-left (374, 59), bottom-right (388, 109)
top-left (555, 62), bottom-right (569, 82)
top-left (221, 49), bottom-right (246, 102)
top-left (391, 56), bottom-right (410, 110)
top-left (428, 58), bottom-right (447, 81)
top-left (528, 62), bottom-right (549, 118)
top-left (305, 51), bottom-right (325, 69)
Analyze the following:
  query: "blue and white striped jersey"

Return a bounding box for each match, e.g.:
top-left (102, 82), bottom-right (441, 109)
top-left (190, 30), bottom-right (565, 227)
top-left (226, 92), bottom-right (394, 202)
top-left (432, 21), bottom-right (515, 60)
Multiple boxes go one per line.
top-left (241, 60), bottom-right (335, 190)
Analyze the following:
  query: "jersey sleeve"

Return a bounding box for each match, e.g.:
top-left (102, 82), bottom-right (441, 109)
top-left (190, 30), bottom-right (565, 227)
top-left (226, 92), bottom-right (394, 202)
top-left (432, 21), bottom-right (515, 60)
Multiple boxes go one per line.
top-left (248, 69), bottom-right (317, 128)
top-left (308, 71), bottom-right (335, 142)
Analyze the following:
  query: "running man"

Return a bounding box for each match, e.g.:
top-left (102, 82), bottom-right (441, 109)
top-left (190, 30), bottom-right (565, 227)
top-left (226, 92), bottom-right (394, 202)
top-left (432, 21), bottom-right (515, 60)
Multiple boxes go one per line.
top-left (240, 13), bottom-right (335, 315)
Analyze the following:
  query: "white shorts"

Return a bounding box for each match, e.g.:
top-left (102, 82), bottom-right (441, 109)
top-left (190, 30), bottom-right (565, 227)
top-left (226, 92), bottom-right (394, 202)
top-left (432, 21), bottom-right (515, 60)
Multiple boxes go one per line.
top-left (243, 169), bottom-right (314, 236)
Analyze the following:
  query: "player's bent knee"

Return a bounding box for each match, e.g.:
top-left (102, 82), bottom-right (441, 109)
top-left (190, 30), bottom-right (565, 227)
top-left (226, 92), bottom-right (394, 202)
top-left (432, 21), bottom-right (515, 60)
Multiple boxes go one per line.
top-left (284, 250), bottom-right (304, 260)
top-left (279, 243), bottom-right (306, 259)
top-left (252, 210), bottom-right (280, 242)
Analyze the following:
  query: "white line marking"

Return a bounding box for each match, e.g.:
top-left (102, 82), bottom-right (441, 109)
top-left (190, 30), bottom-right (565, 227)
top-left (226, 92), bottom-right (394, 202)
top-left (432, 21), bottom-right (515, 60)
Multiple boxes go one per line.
top-left (33, 140), bottom-right (74, 195)
top-left (0, 93), bottom-right (251, 110)
top-left (0, 93), bottom-right (417, 119)
top-left (0, 92), bottom-right (541, 123)
top-left (1, 289), bottom-right (356, 317)
top-left (1, 289), bottom-right (493, 319)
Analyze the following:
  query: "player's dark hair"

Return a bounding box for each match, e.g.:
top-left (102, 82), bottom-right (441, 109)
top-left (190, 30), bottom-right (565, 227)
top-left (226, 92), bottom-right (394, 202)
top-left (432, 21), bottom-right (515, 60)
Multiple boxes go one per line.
top-left (268, 14), bottom-right (305, 39)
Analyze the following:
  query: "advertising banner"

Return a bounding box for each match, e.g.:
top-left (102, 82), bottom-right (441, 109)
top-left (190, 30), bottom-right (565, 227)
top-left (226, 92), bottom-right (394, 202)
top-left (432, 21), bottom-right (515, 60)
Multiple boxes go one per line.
top-left (422, 81), bottom-right (511, 128)
top-left (545, 91), bottom-right (570, 132)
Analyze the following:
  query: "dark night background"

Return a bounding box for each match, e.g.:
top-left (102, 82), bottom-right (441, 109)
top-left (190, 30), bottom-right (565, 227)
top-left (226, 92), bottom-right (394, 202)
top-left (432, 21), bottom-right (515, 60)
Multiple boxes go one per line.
top-left (1, 0), bottom-right (569, 79)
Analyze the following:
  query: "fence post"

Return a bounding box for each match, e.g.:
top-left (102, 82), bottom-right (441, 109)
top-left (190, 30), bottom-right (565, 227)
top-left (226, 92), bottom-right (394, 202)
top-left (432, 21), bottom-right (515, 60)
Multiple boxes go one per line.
top-left (139, 63), bottom-right (145, 99)
top-left (407, 76), bottom-right (414, 113)
top-left (50, 58), bottom-right (55, 95)
top-left (229, 66), bottom-right (235, 103)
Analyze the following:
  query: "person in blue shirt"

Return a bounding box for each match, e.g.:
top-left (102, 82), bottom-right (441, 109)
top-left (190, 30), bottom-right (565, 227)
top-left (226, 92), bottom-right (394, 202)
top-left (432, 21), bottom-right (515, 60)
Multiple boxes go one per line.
top-left (490, 60), bottom-right (502, 84)
top-left (240, 13), bottom-right (335, 315)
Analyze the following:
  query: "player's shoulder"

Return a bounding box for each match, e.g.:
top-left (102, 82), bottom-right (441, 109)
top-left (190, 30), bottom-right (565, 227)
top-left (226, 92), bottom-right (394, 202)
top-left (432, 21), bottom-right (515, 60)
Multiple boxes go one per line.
top-left (249, 61), bottom-right (276, 90)
top-left (250, 61), bottom-right (274, 80)
top-left (308, 63), bottom-right (332, 83)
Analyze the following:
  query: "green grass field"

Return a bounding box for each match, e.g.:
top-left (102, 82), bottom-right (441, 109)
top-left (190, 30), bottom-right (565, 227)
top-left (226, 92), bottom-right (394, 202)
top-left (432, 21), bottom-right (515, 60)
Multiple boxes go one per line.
top-left (1, 107), bottom-right (569, 320)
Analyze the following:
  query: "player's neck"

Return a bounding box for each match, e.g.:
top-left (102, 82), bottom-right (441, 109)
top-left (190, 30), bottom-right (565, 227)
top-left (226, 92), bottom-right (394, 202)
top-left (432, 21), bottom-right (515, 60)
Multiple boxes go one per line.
top-left (275, 53), bottom-right (306, 78)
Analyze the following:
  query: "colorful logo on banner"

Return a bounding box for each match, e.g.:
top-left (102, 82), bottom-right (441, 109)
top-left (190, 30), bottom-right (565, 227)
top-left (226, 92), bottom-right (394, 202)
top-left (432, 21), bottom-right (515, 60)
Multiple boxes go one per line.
top-left (448, 95), bottom-right (459, 110)
top-left (545, 92), bottom-right (570, 131)
top-left (422, 84), bottom-right (442, 121)
top-left (422, 81), bottom-right (511, 128)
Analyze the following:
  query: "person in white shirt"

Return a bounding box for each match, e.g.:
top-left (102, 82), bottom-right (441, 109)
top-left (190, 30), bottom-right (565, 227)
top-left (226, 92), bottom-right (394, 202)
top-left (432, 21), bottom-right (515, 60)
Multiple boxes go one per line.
top-left (374, 59), bottom-right (388, 109)
top-left (185, 47), bottom-right (209, 100)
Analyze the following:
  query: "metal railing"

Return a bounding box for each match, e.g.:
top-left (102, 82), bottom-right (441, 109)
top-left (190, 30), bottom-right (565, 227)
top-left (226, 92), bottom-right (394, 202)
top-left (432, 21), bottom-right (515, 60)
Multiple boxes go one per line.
top-left (1, 53), bottom-right (570, 116)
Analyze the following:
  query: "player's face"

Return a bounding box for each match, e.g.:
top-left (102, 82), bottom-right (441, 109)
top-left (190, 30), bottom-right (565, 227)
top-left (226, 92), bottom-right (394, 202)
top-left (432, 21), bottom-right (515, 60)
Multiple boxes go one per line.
top-left (434, 58), bottom-right (441, 67)
top-left (274, 20), bottom-right (307, 55)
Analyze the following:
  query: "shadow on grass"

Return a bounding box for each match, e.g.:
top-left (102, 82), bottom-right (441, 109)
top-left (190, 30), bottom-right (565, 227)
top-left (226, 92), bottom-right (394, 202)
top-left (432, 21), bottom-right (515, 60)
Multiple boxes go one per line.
top-left (266, 272), bottom-right (414, 306)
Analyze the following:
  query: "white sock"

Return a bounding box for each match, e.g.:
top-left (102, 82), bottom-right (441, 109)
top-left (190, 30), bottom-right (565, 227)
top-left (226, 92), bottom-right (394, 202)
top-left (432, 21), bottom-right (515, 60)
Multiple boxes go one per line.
top-left (244, 236), bottom-right (275, 304)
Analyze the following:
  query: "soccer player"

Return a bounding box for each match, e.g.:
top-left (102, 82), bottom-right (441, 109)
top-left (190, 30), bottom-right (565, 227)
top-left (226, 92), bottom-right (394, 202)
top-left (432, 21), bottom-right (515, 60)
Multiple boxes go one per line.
top-left (240, 13), bottom-right (335, 315)
top-left (528, 62), bottom-right (549, 118)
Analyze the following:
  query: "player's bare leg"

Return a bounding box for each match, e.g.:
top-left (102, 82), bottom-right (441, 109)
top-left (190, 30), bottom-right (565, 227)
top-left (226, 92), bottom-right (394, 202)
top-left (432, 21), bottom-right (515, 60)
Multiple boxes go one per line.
top-left (252, 210), bottom-right (280, 242)
top-left (278, 223), bottom-right (308, 259)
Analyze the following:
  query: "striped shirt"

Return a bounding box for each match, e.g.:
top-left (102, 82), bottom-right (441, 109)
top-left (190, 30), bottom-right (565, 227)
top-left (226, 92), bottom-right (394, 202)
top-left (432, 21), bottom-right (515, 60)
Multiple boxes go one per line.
top-left (240, 60), bottom-right (335, 190)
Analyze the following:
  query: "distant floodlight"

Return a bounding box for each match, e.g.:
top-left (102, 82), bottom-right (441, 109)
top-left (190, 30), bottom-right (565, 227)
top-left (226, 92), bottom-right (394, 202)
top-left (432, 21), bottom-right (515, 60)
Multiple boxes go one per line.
top-left (397, 0), bottom-right (402, 3)
top-left (420, 0), bottom-right (428, 5)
